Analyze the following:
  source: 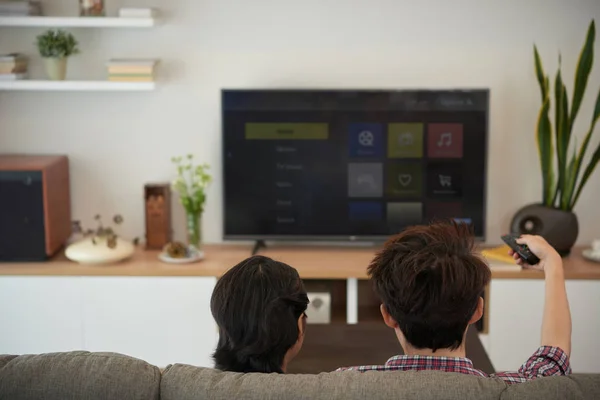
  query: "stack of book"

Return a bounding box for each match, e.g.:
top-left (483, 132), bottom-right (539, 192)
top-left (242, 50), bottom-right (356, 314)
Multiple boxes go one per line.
top-left (118, 7), bottom-right (157, 18)
top-left (107, 59), bottom-right (158, 82)
top-left (0, 53), bottom-right (28, 80)
top-left (0, 1), bottom-right (42, 16)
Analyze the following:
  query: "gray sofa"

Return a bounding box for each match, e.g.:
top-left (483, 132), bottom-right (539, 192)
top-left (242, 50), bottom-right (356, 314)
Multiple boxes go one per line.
top-left (1, 351), bottom-right (599, 399)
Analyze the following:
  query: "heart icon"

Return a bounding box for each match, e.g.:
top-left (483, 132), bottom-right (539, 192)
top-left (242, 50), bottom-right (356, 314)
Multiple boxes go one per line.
top-left (398, 174), bottom-right (412, 187)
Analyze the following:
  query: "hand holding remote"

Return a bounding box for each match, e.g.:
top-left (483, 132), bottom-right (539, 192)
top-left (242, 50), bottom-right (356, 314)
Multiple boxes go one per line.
top-left (509, 234), bottom-right (561, 272)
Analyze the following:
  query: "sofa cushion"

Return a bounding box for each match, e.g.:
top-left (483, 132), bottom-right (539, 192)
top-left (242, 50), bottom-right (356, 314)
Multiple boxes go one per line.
top-left (161, 364), bottom-right (508, 400)
top-left (0, 351), bottom-right (160, 400)
top-left (501, 374), bottom-right (600, 400)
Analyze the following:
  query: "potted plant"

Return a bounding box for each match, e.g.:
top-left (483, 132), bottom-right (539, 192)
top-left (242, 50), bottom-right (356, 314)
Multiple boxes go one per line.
top-left (511, 20), bottom-right (599, 255)
top-left (35, 29), bottom-right (80, 81)
top-left (171, 155), bottom-right (212, 251)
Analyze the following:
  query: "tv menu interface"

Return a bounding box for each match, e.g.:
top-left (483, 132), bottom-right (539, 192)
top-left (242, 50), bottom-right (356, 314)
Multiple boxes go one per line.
top-left (223, 90), bottom-right (488, 238)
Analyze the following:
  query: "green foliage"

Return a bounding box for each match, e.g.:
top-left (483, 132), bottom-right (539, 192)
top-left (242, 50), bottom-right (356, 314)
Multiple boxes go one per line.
top-left (36, 29), bottom-right (80, 58)
top-left (171, 155), bottom-right (212, 215)
top-left (535, 20), bottom-right (599, 211)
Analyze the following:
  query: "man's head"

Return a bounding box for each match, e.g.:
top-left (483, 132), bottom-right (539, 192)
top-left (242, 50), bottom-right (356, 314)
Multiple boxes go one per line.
top-left (369, 221), bottom-right (491, 352)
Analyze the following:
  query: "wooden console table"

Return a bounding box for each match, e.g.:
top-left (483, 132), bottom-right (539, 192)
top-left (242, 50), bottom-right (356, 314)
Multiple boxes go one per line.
top-left (1, 245), bottom-right (597, 279)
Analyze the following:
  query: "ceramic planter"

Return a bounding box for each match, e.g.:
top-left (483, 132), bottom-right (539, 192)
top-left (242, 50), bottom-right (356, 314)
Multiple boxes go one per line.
top-left (510, 203), bottom-right (579, 256)
top-left (43, 57), bottom-right (67, 81)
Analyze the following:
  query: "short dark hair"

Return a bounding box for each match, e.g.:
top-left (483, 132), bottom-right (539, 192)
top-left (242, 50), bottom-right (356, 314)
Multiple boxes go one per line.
top-left (368, 221), bottom-right (491, 352)
top-left (211, 255), bottom-right (308, 373)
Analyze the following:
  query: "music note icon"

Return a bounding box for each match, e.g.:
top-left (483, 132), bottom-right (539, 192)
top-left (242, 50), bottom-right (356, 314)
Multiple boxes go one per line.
top-left (437, 132), bottom-right (452, 147)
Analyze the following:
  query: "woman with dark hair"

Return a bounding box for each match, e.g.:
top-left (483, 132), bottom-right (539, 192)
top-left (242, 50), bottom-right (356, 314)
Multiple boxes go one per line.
top-left (210, 255), bottom-right (309, 373)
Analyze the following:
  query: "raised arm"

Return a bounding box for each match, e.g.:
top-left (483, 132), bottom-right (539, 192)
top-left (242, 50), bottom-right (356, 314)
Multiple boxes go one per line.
top-left (512, 235), bottom-right (571, 356)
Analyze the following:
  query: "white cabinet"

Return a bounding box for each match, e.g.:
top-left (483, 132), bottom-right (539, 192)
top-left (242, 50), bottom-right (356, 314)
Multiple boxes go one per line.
top-left (488, 280), bottom-right (600, 373)
top-left (2, 275), bottom-right (599, 372)
top-left (0, 277), bottom-right (84, 354)
top-left (0, 276), bottom-right (218, 368)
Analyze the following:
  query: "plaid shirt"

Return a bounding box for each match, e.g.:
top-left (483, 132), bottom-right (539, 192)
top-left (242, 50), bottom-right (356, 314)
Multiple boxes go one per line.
top-left (337, 346), bottom-right (571, 384)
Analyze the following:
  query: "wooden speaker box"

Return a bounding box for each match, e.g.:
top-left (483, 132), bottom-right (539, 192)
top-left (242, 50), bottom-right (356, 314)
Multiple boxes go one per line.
top-left (0, 155), bottom-right (71, 261)
top-left (145, 183), bottom-right (172, 249)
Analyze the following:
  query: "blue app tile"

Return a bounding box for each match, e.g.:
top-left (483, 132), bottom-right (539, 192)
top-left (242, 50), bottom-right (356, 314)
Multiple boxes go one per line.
top-left (349, 202), bottom-right (383, 221)
top-left (349, 123), bottom-right (384, 157)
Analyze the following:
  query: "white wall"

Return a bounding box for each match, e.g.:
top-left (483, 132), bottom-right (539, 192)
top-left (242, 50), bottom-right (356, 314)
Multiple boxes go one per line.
top-left (1, 0), bottom-right (599, 244)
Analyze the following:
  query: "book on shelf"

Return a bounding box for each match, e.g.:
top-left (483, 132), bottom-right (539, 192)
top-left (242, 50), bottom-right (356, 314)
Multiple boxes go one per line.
top-left (0, 73), bottom-right (28, 80)
top-left (107, 59), bottom-right (159, 68)
top-left (118, 7), bottom-right (157, 18)
top-left (108, 65), bottom-right (154, 75)
top-left (106, 58), bottom-right (158, 82)
top-left (0, 53), bottom-right (27, 62)
top-left (108, 75), bottom-right (154, 82)
top-left (0, 53), bottom-right (28, 76)
top-left (0, 1), bottom-right (42, 16)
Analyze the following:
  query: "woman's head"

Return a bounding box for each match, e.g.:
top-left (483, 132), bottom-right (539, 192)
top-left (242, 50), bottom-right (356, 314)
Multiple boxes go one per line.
top-left (210, 255), bottom-right (309, 373)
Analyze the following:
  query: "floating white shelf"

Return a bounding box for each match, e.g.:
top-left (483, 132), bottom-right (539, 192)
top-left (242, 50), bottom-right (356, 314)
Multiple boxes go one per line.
top-left (0, 16), bottom-right (156, 28)
top-left (0, 80), bottom-right (156, 92)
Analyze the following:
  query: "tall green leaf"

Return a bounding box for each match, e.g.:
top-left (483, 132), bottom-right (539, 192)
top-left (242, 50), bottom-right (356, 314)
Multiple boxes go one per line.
top-left (569, 88), bottom-right (600, 209)
top-left (534, 45), bottom-right (548, 101)
top-left (552, 61), bottom-right (570, 207)
top-left (537, 95), bottom-right (555, 206)
top-left (569, 20), bottom-right (595, 131)
top-left (571, 141), bottom-right (600, 207)
top-left (561, 142), bottom-right (577, 210)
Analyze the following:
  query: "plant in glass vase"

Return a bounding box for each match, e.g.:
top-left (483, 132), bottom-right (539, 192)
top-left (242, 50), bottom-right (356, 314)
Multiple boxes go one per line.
top-left (171, 155), bottom-right (212, 250)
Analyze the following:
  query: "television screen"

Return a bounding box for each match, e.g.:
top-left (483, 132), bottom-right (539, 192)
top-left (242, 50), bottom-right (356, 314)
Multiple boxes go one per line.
top-left (223, 90), bottom-right (488, 240)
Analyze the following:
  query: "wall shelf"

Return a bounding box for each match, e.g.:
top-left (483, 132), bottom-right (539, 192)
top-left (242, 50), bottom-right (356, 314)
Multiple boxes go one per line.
top-left (0, 16), bottom-right (156, 28)
top-left (0, 80), bottom-right (156, 92)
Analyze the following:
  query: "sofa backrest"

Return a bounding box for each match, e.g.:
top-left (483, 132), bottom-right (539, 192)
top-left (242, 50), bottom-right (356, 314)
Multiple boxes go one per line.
top-left (161, 364), bottom-right (600, 400)
top-left (0, 351), bottom-right (160, 400)
top-left (2, 352), bottom-right (599, 400)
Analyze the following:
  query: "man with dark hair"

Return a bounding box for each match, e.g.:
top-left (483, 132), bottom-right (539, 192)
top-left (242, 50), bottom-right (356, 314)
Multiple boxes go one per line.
top-left (338, 221), bottom-right (572, 384)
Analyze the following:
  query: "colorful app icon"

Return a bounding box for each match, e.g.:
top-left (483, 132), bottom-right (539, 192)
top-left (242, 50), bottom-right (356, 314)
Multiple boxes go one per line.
top-left (386, 202), bottom-right (423, 231)
top-left (349, 123), bottom-right (384, 157)
top-left (386, 163), bottom-right (422, 198)
top-left (427, 123), bottom-right (464, 158)
top-left (426, 163), bottom-right (463, 198)
top-left (349, 202), bottom-right (383, 221)
top-left (388, 123), bottom-right (424, 158)
top-left (348, 163), bottom-right (383, 198)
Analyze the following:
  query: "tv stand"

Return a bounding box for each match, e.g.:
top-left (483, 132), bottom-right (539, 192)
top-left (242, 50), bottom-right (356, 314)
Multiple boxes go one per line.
top-left (251, 240), bottom-right (267, 255)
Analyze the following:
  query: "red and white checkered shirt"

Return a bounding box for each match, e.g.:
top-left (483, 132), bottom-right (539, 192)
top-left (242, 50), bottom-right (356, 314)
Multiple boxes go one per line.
top-left (337, 346), bottom-right (571, 384)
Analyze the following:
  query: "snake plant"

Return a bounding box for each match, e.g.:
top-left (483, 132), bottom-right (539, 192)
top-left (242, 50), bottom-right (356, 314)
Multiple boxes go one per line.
top-left (535, 19), bottom-right (600, 211)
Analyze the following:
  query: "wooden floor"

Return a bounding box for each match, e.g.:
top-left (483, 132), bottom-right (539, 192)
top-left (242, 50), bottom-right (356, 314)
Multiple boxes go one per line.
top-left (288, 323), bottom-right (495, 375)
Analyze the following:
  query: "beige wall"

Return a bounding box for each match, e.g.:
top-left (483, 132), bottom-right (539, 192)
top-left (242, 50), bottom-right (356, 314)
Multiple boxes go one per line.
top-left (1, 0), bottom-right (599, 244)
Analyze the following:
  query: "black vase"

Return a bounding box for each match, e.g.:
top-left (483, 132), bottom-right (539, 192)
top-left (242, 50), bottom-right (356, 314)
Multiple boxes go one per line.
top-left (510, 203), bottom-right (579, 256)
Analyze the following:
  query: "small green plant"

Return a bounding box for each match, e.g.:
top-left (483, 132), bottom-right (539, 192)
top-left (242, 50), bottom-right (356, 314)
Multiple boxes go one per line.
top-left (534, 19), bottom-right (600, 211)
top-left (171, 155), bottom-right (212, 247)
top-left (171, 155), bottom-right (212, 216)
top-left (36, 29), bottom-right (80, 58)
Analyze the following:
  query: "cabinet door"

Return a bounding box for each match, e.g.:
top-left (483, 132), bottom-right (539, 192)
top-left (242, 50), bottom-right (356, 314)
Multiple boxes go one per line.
top-left (489, 280), bottom-right (600, 373)
top-left (0, 277), bottom-right (84, 354)
top-left (82, 277), bottom-right (218, 367)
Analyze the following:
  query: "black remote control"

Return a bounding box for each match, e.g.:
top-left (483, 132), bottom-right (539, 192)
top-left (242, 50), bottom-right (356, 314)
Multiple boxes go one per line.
top-left (501, 234), bottom-right (541, 265)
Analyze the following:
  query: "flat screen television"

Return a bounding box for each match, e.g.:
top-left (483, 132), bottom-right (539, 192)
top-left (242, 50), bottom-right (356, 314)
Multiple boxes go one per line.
top-left (222, 90), bottom-right (488, 241)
